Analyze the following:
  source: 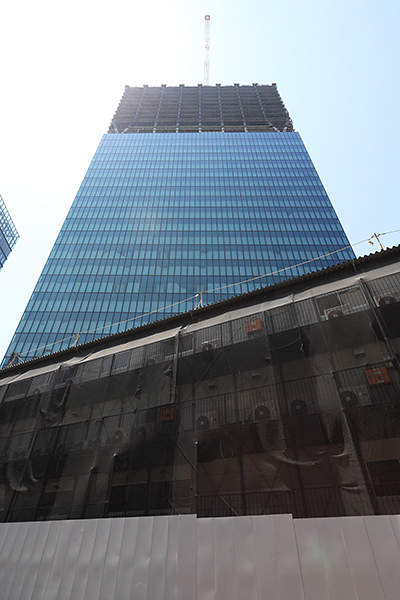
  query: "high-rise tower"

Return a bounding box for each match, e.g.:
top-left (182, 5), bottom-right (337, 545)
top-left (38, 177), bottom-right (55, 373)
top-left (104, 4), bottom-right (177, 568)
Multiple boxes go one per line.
top-left (0, 194), bottom-right (19, 271)
top-left (3, 84), bottom-right (354, 365)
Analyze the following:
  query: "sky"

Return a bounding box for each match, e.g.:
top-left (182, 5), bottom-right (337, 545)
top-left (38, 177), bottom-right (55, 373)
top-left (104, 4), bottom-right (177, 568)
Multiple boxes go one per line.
top-left (0, 0), bottom-right (399, 361)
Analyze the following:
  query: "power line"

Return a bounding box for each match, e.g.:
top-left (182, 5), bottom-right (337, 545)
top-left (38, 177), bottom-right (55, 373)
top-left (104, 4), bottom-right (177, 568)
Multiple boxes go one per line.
top-left (6, 231), bottom-right (400, 364)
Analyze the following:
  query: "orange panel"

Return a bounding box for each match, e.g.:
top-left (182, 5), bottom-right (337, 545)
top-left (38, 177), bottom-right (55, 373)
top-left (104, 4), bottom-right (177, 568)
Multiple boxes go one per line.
top-left (160, 405), bottom-right (177, 422)
top-left (364, 366), bottom-right (391, 386)
top-left (246, 318), bottom-right (263, 333)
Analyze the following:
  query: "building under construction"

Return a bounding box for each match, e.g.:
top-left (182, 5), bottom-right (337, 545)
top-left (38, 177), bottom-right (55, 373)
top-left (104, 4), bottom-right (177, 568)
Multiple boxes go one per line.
top-left (1, 80), bottom-right (396, 597)
top-left (0, 247), bottom-right (400, 598)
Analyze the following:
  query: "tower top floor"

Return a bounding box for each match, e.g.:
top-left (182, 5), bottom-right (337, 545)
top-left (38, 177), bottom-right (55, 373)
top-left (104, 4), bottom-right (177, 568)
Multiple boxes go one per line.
top-left (109, 83), bottom-right (293, 134)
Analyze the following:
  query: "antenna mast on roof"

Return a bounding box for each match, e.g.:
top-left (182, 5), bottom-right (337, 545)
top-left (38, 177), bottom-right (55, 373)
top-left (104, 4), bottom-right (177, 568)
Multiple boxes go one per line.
top-left (204, 15), bottom-right (210, 86)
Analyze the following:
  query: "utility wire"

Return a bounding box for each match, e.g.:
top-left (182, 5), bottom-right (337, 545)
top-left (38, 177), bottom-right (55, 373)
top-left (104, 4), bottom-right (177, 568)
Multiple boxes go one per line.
top-left (7, 230), bottom-right (400, 364)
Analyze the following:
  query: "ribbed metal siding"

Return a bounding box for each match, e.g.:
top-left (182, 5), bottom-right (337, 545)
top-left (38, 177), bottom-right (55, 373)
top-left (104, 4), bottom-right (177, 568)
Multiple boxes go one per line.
top-left (1, 514), bottom-right (400, 599)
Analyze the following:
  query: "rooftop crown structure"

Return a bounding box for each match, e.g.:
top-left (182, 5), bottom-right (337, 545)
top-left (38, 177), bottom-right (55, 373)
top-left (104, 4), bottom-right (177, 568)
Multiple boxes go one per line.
top-left (3, 84), bottom-right (354, 366)
top-left (110, 83), bottom-right (294, 133)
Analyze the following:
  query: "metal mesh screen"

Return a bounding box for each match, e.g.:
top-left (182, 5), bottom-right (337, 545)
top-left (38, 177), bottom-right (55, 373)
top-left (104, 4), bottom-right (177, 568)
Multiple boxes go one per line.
top-left (0, 271), bottom-right (399, 522)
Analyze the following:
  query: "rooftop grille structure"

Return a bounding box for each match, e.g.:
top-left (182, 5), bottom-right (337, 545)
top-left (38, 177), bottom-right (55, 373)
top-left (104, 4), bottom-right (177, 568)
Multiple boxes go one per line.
top-left (0, 194), bottom-right (19, 270)
top-left (109, 83), bottom-right (294, 133)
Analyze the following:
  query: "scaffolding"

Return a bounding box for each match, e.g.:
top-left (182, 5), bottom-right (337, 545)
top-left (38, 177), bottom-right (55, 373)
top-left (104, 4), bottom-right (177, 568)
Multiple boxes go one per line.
top-left (0, 251), bottom-right (400, 522)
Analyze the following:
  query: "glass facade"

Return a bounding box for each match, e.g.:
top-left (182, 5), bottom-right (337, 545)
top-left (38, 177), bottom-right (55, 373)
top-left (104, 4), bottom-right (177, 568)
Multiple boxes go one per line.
top-left (0, 194), bottom-right (19, 270)
top-left (3, 120), bottom-right (354, 365)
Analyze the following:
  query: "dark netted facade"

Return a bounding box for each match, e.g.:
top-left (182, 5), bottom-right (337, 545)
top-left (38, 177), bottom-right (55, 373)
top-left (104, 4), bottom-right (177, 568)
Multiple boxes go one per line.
top-left (1, 248), bottom-right (399, 522)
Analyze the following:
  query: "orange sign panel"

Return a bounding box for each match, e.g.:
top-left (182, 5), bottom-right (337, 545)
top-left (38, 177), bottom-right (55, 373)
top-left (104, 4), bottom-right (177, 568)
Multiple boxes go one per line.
top-left (160, 405), bottom-right (177, 422)
top-left (246, 318), bottom-right (263, 333)
top-left (364, 366), bottom-right (391, 386)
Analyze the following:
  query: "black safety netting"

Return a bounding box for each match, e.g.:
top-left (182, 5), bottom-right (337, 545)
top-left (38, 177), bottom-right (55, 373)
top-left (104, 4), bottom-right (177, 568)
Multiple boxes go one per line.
top-left (0, 271), bottom-right (400, 522)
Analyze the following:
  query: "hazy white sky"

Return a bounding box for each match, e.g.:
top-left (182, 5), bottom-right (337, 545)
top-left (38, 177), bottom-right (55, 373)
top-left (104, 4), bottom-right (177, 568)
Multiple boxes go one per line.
top-left (0, 0), bottom-right (399, 360)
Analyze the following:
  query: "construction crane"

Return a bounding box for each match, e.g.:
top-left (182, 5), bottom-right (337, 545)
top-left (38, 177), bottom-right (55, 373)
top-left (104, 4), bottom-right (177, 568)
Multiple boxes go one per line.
top-left (204, 15), bottom-right (210, 86)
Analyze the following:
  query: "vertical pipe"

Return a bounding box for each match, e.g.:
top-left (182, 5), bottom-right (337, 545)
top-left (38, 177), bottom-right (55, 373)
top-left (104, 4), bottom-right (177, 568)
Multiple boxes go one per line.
top-left (204, 15), bottom-right (210, 86)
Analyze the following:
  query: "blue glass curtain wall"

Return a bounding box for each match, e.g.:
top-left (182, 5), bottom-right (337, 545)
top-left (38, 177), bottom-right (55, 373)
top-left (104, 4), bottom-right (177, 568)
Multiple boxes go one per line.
top-left (3, 132), bottom-right (354, 364)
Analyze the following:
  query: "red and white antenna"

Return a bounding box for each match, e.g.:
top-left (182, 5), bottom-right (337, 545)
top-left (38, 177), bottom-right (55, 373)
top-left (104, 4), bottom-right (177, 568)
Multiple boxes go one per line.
top-left (204, 15), bottom-right (210, 86)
